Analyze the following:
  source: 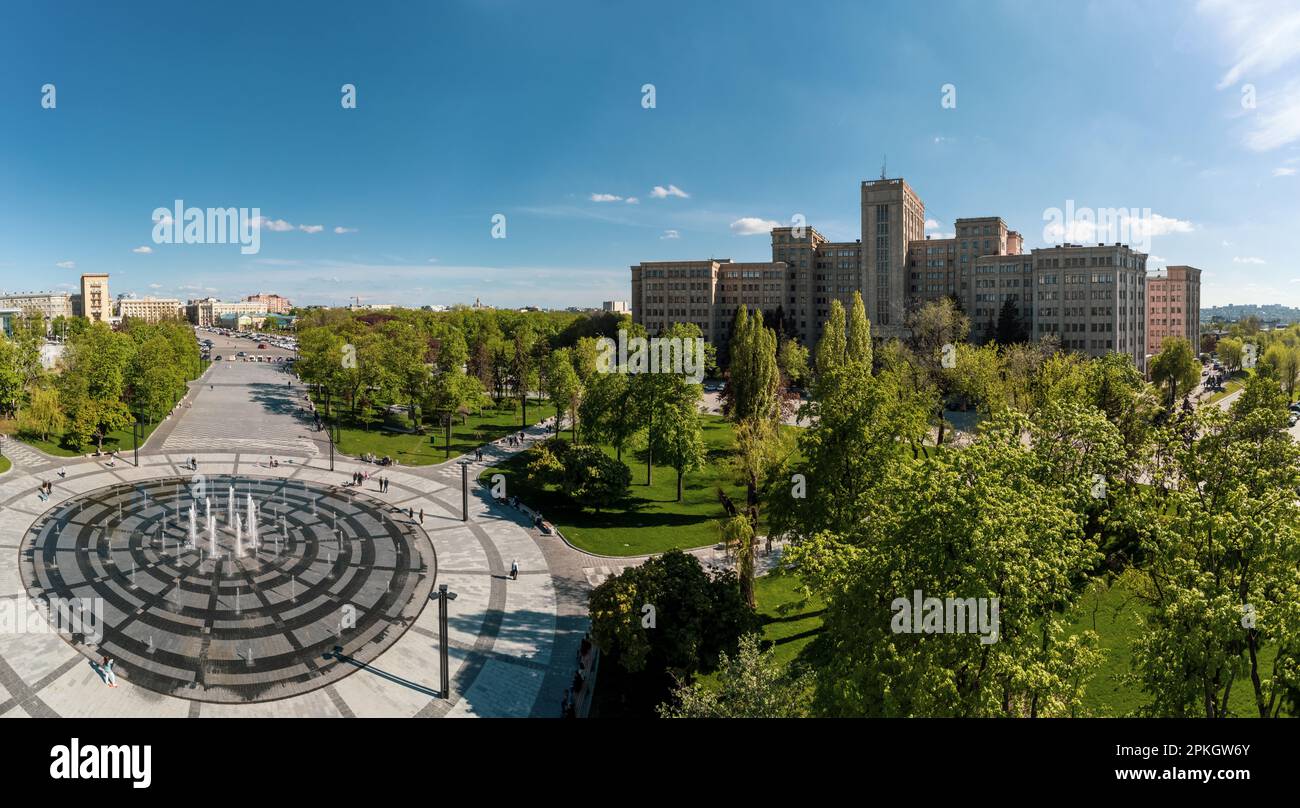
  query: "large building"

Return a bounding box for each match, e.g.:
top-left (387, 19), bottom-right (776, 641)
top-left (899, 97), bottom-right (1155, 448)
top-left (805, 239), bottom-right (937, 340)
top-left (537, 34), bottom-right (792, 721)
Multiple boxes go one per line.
top-left (1146, 265), bottom-right (1202, 357)
top-left (118, 296), bottom-right (184, 323)
top-left (0, 291), bottom-right (75, 322)
top-left (1029, 243), bottom-right (1149, 367)
top-left (244, 292), bottom-right (292, 314)
top-left (79, 273), bottom-right (110, 322)
top-left (631, 176), bottom-right (1181, 368)
top-left (186, 298), bottom-right (267, 327)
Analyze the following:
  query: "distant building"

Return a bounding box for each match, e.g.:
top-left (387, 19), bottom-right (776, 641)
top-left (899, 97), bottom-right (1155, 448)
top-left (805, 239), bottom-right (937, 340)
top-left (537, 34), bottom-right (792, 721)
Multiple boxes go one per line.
top-left (244, 292), bottom-right (292, 314)
top-left (79, 273), bottom-right (111, 322)
top-left (118, 296), bottom-right (184, 323)
top-left (0, 291), bottom-right (75, 323)
top-left (602, 301), bottom-right (630, 313)
top-left (186, 298), bottom-right (267, 327)
top-left (1146, 265), bottom-right (1202, 356)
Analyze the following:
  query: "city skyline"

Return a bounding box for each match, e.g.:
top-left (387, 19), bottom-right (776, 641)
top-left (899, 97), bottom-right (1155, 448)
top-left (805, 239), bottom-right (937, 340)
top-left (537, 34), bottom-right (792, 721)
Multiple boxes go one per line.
top-left (2, 0), bottom-right (1298, 309)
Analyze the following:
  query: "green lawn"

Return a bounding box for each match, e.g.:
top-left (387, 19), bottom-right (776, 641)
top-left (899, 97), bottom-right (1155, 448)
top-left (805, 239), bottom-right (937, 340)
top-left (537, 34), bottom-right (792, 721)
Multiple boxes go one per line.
top-left (0, 455), bottom-right (11, 474)
top-left (323, 399), bottom-right (558, 466)
top-left (480, 415), bottom-right (789, 556)
top-left (17, 420), bottom-right (163, 458)
top-left (751, 568), bottom-right (825, 670)
top-left (1066, 576), bottom-right (1285, 717)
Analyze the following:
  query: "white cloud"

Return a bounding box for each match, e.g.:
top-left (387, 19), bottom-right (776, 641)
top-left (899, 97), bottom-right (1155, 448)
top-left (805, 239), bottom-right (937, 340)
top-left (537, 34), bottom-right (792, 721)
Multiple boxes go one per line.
top-left (660, 229), bottom-right (680, 240)
top-left (132, 246), bottom-right (153, 254)
top-left (56, 260), bottom-right (76, 269)
top-left (730, 217), bottom-right (780, 236)
top-left (252, 216), bottom-right (294, 232)
top-left (625, 197), bottom-right (639, 204)
top-left (1203, 0), bottom-right (1300, 89)
top-left (590, 193), bottom-right (623, 202)
top-left (1233, 256), bottom-right (1267, 264)
top-left (650, 184), bottom-right (689, 199)
top-left (1200, 1), bottom-right (1300, 151)
top-left (298, 224), bottom-right (324, 234)
top-left (148, 283), bottom-right (162, 289)
top-left (1274, 166), bottom-right (1297, 176)
top-left (427, 257), bottom-right (439, 263)
top-left (1131, 213), bottom-right (1196, 238)
top-left (334, 226), bottom-right (358, 234)
top-left (924, 218), bottom-right (941, 230)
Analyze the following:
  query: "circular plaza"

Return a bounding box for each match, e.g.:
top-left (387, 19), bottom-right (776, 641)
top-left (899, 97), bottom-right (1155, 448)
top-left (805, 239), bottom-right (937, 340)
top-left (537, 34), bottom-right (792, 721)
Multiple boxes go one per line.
top-left (20, 475), bottom-right (434, 703)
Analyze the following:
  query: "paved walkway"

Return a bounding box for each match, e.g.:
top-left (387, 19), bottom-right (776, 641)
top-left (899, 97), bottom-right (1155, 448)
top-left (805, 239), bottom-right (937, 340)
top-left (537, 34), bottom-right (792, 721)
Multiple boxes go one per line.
top-left (0, 361), bottom-right (561, 718)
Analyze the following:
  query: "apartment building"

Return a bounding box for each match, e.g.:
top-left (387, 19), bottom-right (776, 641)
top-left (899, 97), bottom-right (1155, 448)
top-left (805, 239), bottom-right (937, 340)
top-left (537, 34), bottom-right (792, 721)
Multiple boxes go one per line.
top-left (118, 296), bottom-right (184, 322)
top-left (244, 292), bottom-right (292, 314)
top-left (1146, 265), bottom-right (1202, 356)
top-left (1030, 243), bottom-right (1148, 367)
top-left (79, 273), bottom-right (110, 322)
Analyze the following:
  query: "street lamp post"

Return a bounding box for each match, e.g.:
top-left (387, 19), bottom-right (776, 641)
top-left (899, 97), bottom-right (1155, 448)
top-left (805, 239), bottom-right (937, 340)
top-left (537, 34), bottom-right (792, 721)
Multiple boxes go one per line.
top-left (437, 583), bottom-right (458, 698)
top-left (459, 460), bottom-right (470, 522)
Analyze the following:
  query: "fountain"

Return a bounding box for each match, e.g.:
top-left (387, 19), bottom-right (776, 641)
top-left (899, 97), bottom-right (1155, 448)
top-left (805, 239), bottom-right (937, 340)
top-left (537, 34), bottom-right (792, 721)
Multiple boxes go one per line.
top-left (234, 515), bottom-right (244, 558)
top-left (208, 512), bottom-right (217, 559)
top-left (188, 506), bottom-right (197, 549)
top-left (245, 493), bottom-right (258, 552)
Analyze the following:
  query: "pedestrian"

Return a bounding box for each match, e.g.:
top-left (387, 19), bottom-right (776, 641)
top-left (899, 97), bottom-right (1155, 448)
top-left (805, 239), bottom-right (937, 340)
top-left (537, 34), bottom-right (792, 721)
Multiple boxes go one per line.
top-left (419, 508), bottom-right (424, 523)
top-left (102, 656), bottom-right (118, 688)
top-left (510, 559), bottom-right (518, 580)
top-left (58, 466), bottom-right (66, 478)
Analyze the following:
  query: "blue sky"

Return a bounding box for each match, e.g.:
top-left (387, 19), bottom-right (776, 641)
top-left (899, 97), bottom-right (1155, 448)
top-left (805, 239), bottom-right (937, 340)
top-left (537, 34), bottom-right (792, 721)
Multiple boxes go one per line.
top-left (1, 0), bottom-right (1298, 309)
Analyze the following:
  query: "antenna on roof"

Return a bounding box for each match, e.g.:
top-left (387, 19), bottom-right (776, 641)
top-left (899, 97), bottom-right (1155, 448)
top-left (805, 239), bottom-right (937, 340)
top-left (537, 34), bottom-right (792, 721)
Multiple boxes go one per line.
top-left (880, 155), bottom-right (887, 180)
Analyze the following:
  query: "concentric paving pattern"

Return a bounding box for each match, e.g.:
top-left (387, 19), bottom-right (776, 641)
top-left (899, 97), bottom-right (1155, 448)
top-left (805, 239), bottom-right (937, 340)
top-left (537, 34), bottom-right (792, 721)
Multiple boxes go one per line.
top-left (19, 475), bottom-right (435, 703)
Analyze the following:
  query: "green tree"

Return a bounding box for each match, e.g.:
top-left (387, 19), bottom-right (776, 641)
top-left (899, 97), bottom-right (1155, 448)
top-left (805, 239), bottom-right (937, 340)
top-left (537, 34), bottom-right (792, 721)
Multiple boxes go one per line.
top-left (559, 444), bottom-right (631, 512)
top-left (588, 549), bottom-right (758, 716)
top-left (1133, 372), bottom-right (1300, 717)
top-left (543, 348), bottom-right (582, 440)
top-left (1148, 336), bottom-right (1200, 407)
top-left (17, 384), bottom-right (65, 441)
top-left (659, 633), bottom-right (812, 718)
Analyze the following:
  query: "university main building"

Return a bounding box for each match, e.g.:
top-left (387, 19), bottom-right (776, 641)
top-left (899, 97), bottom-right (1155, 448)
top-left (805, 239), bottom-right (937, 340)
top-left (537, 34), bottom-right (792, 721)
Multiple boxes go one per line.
top-left (630, 177), bottom-right (1201, 370)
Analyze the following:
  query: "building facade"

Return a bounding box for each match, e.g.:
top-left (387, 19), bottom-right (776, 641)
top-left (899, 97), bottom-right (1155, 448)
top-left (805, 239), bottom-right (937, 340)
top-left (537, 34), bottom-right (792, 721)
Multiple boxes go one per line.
top-left (244, 293), bottom-right (292, 314)
top-left (186, 298), bottom-right (268, 327)
top-left (1029, 243), bottom-right (1148, 367)
top-left (79, 273), bottom-right (110, 322)
top-left (1146, 265), bottom-right (1202, 357)
top-left (631, 176), bottom-right (1190, 370)
top-left (0, 291), bottom-right (75, 323)
top-left (118, 296), bottom-right (184, 322)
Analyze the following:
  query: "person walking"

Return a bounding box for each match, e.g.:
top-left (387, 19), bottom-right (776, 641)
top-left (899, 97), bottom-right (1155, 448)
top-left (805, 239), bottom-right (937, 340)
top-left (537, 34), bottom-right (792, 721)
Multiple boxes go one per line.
top-left (510, 559), bottom-right (519, 580)
top-left (419, 508), bottom-right (424, 523)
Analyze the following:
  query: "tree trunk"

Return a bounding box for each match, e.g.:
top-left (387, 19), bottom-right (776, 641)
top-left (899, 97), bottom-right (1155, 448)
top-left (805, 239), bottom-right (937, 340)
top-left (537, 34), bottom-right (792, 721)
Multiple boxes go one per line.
top-left (676, 468), bottom-right (683, 502)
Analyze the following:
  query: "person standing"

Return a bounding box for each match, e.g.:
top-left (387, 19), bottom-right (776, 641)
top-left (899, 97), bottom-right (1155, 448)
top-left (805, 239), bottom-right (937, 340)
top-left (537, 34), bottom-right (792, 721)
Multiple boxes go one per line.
top-left (419, 508), bottom-right (424, 523)
top-left (510, 559), bottom-right (519, 580)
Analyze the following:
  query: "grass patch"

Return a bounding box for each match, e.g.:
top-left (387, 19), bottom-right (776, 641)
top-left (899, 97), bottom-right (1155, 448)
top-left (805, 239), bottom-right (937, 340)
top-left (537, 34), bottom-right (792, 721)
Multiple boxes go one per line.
top-left (322, 399), bottom-right (558, 466)
top-left (15, 421), bottom-right (162, 458)
top-left (481, 415), bottom-right (778, 556)
top-left (0, 455), bottom-right (11, 474)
